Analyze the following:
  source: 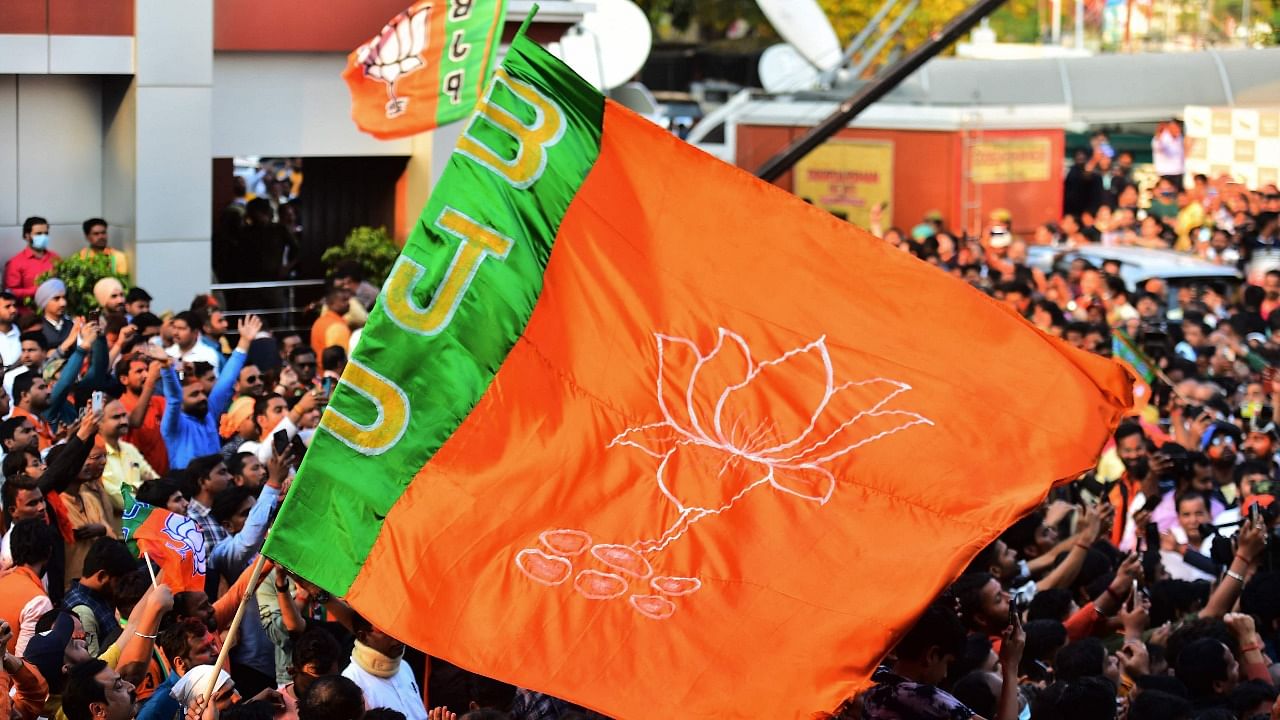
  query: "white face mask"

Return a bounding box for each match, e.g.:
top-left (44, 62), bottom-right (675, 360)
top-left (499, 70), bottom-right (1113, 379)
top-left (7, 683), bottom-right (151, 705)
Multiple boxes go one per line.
top-left (31, 234), bottom-right (49, 251)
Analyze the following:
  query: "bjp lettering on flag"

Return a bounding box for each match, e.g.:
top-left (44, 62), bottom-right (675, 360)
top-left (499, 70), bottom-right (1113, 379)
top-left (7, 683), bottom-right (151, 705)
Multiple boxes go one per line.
top-left (266, 27), bottom-right (1134, 720)
top-left (344, 0), bottom-right (508, 140)
top-left (122, 488), bottom-right (207, 592)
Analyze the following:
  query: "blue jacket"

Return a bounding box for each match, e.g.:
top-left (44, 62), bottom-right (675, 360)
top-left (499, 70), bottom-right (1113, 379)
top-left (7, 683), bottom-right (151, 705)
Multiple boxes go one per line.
top-left (137, 672), bottom-right (180, 720)
top-left (210, 484), bottom-right (281, 679)
top-left (161, 349), bottom-right (247, 470)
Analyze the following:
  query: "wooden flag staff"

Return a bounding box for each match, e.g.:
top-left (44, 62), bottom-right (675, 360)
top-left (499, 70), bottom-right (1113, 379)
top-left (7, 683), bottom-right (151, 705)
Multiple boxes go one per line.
top-left (203, 553), bottom-right (271, 704)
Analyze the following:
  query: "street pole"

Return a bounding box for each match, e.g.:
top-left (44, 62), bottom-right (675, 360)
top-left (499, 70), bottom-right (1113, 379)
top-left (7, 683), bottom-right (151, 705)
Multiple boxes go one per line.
top-left (755, 0), bottom-right (1010, 182)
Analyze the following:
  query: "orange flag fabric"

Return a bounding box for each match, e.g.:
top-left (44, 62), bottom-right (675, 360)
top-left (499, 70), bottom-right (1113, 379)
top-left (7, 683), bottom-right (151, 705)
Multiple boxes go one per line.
top-left (343, 0), bottom-right (508, 139)
top-left (267, 30), bottom-right (1133, 720)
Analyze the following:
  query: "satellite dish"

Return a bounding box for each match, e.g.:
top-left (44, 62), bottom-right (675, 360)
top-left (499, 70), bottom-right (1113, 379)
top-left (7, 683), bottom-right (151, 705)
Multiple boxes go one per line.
top-left (564, 0), bottom-right (651, 90)
top-left (547, 34), bottom-right (605, 89)
top-left (758, 43), bottom-right (821, 93)
top-left (755, 0), bottom-right (843, 72)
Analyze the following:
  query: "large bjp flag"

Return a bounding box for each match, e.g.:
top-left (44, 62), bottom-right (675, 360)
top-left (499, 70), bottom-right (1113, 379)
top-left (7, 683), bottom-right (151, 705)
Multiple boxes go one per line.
top-left (344, 0), bottom-right (508, 139)
top-left (266, 27), bottom-right (1133, 720)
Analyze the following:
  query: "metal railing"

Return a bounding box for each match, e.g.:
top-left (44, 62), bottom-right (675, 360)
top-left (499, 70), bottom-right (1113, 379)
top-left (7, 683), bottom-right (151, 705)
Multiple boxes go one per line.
top-left (209, 279), bottom-right (326, 336)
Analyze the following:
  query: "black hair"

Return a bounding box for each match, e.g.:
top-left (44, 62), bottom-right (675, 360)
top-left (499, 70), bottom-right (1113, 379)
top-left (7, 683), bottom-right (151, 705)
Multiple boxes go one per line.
top-left (1, 448), bottom-right (37, 481)
top-left (1241, 572), bottom-right (1280, 637)
top-left (173, 310), bottom-right (207, 332)
top-left (1230, 679), bottom-right (1277, 719)
top-left (292, 627), bottom-right (343, 676)
top-left (159, 618), bottom-right (210, 666)
top-left (332, 262), bottom-right (364, 283)
top-left (184, 454), bottom-right (227, 497)
top-left (1031, 677), bottom-right (1117, 720)
top-left (222, 702), bottom-right (277, 720)
top-left (22, 217), bottom-right (48, 236)
top-left (363, 710), bottom-right (407, 720)
top-left (211, 485), bottom-right (254, 524)
top-left (1054, 638), bottom-right (1107, 682)
top-left (1114, 420), bottom-right (1146, 445)
top-left (1027, 588), bottom-right (1074, 623)
top-left (893, 601), bottom-right (967, 662)
top-left (226, 452), bottom-right (259, 479)
top-left (1128, 689), bottom-right (1191, 720)
top-left (951, 572), bottom-right (998, 630)
top-left (1176, 637), bottom-right (1232, 699)
top-left (1022, 619), bottom-right (1068, 667)
top-left (10, 518), bottom-right (54, 567)
top-left (82, 218), bottom-right (107, 235)
top-left (951, 671), bottom-right (998, 718)
top-left (126, 287), bottom-right (152, 303)
top-left (113, 569), bottom-right (152, 617)
top-left (0, 417), bottom-right (29, 446)
top-left (11, 372), bottom-right (40, 406)
top-left (298, 675), bottom-right (365, 720)
top-left (62, 658), bottom-right (110, 720)
top-left (289, 346), bottom-right (317, 363)
top-left (19, 331), bottom-right (49, 352)
top-left (1001, 510), bottom-right (1045, 558)
top-left (1166, 616), bottom-right (1232, 668)
top-left (1148, 579), bottom-right (1211, 628)
top-left (132, 312), bottom-right (162, 332)
top-left (964, 542), bottom-right (1003, 576)
top-left (321, 345), bottom-right (347, 370)
top-left (81, 538), bottom-right (137, 579)
top-left (192, 361), bottom-right (214, 379)
top-left (3, 475), bottom-right (40, 524)
top-left (136, 477), bottom-right (184, 508)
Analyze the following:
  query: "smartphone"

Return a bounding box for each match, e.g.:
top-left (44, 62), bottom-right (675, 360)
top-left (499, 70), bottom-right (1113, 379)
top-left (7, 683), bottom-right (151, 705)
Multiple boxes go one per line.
top-left (1008, 596), bottom-right (1020, 628)
top-left (1129, 579), bottom-right (1138, 612)
top-left (91, 391), bottom-right (103, 413)
top-left (1249, 501), bottom-right (1263, 525)
top-left (87, 309), bottom-right (100, 324)
top-left (273, 429), bottom-right (290, 455)
top-left (322, 377), bottom-right (335, 396)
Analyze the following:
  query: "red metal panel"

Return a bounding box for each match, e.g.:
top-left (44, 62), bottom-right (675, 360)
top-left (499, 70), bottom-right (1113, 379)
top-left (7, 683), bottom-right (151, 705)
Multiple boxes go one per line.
top-left (49, 0), bottom-right (133, 34)
top-left (0, 0), bottom-right (48, 34)
top-left (215, 0), bottom-right (572, 53)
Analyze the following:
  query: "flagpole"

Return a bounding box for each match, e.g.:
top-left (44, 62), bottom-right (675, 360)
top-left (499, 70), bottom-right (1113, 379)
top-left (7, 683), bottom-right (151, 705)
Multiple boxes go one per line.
top-left (202, 553), bottom-right (270, 703)
top-left (143, 552), bottom-right (157, 587)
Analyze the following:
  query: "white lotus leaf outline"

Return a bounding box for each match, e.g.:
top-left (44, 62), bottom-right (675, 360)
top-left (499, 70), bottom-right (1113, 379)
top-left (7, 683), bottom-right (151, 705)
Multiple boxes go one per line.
top-left (609, 329), bottom-right (933, 516)
top-left (162, 513), bottom-right (207, 575)
top-left (355, 4), bottom-right (430, 116)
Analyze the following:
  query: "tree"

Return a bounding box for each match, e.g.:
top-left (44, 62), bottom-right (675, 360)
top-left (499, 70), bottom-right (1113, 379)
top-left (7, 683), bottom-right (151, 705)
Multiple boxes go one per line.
top-left (634, 0), bottom-right (770, 40)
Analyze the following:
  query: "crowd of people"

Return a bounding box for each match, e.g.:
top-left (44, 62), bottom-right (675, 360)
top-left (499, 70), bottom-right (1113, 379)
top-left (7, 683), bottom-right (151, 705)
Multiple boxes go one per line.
top-left (0, 215), bottom-right (556, 720)
top-left (848, 123), bottom-right (1280, 719)
top-left (3, 130), bottom-right (1280, 720)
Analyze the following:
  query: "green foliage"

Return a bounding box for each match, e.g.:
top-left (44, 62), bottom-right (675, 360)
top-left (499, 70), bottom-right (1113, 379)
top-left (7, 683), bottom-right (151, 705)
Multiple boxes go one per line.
top-left (321, 226), bottom-right (400, 286)
top-left (36, 253), bottom-right (130, 316)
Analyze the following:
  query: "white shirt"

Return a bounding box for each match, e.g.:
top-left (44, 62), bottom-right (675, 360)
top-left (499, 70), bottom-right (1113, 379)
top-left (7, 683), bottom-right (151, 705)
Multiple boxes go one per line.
top-left (166, 338), bottom-right (223, 376)
top-left (342, 661), bottom-right (427, 720)
top-left (14, 591), bottom-right (52, 657)
top-left (0, 325), bottom-right (20, 367)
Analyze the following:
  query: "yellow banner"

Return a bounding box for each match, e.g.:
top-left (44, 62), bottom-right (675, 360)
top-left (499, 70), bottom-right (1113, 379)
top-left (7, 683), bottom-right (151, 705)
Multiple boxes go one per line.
top-left (969, 138), bottom-right (1053, 184)
top-left (794, 140), bottom-right (894, 230)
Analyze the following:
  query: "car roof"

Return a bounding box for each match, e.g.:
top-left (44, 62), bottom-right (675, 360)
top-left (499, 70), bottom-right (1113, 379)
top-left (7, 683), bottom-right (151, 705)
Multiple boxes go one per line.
top-left (1025, 245), bottom-right (1243, 284)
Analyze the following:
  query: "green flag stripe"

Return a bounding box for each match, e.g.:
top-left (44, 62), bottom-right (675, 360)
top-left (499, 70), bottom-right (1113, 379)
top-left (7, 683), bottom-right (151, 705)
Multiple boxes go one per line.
top-left (435, 0), bottom-right (509, 126)
top-left (264, 31), bottom-right (604, 595)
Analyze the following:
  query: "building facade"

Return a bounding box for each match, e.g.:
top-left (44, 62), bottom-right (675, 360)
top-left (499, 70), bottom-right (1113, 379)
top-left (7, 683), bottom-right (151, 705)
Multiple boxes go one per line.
top-left (0, 0), bottom-right (589, 312)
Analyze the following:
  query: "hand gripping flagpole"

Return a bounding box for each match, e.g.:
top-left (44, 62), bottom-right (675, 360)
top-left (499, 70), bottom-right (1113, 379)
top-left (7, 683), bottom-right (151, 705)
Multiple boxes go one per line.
top-left (202, 553), bottom-right (270, 704)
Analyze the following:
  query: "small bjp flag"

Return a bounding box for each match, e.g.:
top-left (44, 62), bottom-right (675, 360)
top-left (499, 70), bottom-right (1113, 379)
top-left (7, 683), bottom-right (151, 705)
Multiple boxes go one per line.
top-left (343, 0), bottom-right (508, 140)
top-left (121, 488), bottom-right (207, 592)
